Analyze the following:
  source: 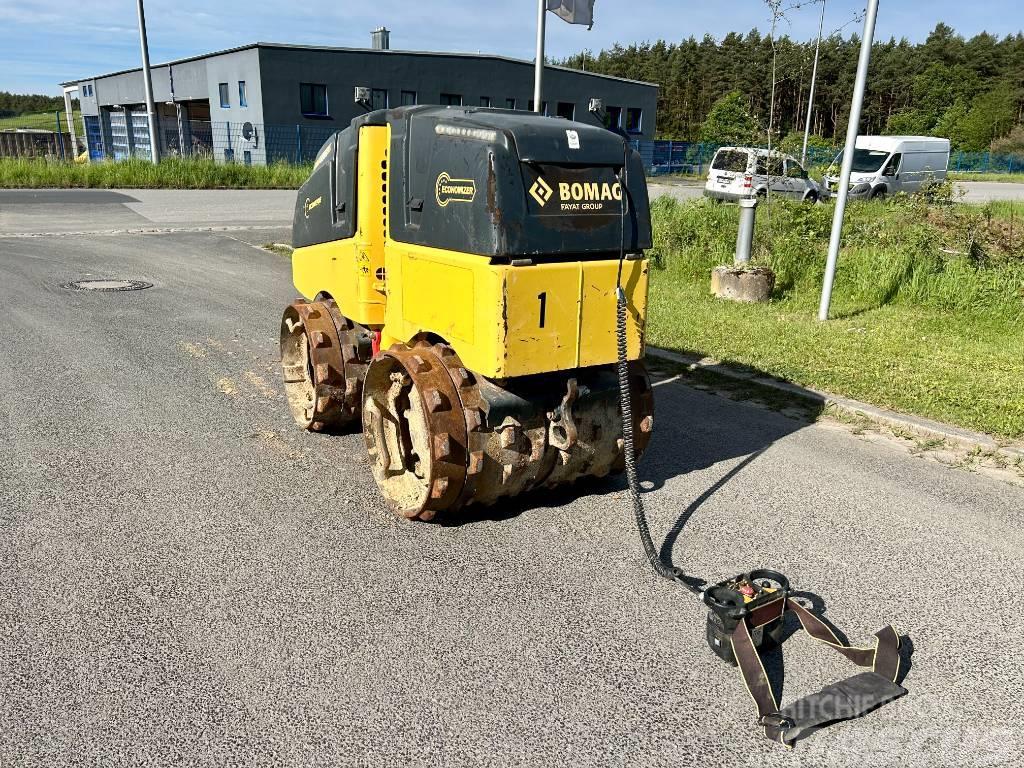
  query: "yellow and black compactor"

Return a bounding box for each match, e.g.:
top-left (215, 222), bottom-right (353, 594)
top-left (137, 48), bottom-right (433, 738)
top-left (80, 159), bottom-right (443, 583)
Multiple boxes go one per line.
top-left (281, 106), bottom-right (653, 520)
top-left (278, 106), bottom-right (908, 746)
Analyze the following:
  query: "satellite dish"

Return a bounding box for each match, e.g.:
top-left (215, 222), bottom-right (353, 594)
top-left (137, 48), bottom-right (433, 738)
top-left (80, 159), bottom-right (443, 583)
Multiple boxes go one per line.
top-left (241, 121), bottom-right (258, 147)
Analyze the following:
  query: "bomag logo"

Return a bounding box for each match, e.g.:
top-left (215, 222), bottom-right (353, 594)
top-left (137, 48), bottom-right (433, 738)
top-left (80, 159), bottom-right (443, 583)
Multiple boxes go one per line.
top-left (303, 195), bottom-right (322, 218)
top-left (435, 172), bottom-right (476, 207)
top-left (530, 176), bottom-right (623, 212)
top-left (529, 177), bottom-right (554, 207)
top-left (558, 181), bottom-right (622, 204)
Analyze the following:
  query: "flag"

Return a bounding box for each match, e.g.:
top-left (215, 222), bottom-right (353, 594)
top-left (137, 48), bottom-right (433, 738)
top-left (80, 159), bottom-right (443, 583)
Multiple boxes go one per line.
top-left (546, 0), bottom-right (596, 29)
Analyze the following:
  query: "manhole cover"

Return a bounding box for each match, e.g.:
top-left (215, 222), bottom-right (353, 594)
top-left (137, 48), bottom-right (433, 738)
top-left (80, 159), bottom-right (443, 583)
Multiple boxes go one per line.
top-left (62, 279), bottom-right (153, 292)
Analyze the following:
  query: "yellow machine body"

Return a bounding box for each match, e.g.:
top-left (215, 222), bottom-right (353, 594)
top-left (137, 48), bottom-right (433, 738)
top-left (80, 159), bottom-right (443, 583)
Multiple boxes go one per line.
top-left (292, 124), bottom-right (649, 379)
top-left (281, 108), bottom-right (655, 519)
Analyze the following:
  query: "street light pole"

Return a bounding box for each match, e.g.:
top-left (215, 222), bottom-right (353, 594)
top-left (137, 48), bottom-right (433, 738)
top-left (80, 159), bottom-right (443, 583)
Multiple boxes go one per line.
top-left (802, 0), bottom-right (826, 166)
top-left (818, 0), bottom-right (879, 321)
top-left (135, 0), bottom-right (160, 163)
top-left (534, 0), bottom-right (547, 112)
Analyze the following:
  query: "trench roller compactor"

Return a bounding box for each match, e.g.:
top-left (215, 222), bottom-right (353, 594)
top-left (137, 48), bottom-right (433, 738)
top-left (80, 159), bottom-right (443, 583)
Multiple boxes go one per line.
top-left (278, 107), bottom-right (908, 745)
top-left (280, 106), bottom-right (653, 519)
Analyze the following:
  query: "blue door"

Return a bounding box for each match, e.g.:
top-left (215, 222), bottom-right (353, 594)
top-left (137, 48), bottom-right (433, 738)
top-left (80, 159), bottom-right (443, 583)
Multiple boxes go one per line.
top-left (84, 115), bottom-right (104, 160)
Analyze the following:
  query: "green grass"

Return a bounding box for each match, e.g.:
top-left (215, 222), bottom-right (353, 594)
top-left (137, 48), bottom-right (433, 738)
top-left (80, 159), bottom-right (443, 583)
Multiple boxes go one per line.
top-left (0, 110), bottom-right (81, 131)
top-left (647, 172), bottom-right (704, 184)
top-left (0, 156), bottom-right (312, 189)
top-left (647, 195), bottom-right (1024, 439)
top-left (261, 242), bottom-right (294, 257)
top-left (950, 172), bottom-right (1024, 183)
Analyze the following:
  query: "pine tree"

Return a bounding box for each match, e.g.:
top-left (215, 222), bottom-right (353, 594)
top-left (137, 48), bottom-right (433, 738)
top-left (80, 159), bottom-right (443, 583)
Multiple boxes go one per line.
top-left (557, 22), bottom-right (1024, 149)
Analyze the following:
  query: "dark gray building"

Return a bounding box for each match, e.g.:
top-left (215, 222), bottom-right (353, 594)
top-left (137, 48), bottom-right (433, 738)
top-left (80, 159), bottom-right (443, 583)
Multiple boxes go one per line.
top-left (62, 34), bottom-right (658, 165)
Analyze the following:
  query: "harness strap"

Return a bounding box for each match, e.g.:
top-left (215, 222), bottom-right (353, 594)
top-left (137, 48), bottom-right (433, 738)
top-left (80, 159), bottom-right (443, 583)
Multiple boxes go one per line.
top-left (731, 596), bottom-right (906, 745)
top-left (773, 671), bottom-right (907, 744)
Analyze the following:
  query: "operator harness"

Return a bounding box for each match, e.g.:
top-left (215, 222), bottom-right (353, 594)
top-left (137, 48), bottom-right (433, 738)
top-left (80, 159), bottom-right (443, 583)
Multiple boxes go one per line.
top-left (612, 144), bottom-right (907, 747)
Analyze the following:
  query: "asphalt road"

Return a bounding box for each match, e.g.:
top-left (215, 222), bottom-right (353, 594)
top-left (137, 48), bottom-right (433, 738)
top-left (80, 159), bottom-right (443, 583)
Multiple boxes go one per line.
top-left (0, 189), bottom-right (296, 234)
top-left (1, 193), bottom-right (1022, 767)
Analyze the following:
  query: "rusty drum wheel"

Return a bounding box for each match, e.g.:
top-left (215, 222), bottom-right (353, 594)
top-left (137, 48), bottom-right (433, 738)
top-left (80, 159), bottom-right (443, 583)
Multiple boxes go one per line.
top-left (279, 298), bottom-right (359, 431)
top-left (361, 343), bottom-right (468, 521)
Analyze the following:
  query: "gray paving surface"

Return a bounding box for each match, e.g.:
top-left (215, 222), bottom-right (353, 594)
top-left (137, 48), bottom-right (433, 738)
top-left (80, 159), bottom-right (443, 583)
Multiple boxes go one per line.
top-left (0, 189), bottom-right (294, 234)
top-left (1, 195), bottom-right (1022, 767)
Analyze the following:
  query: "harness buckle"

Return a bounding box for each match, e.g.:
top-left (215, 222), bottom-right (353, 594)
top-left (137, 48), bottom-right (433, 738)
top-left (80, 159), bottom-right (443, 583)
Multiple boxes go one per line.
top-left (758, 713), bottom-right (795, 732)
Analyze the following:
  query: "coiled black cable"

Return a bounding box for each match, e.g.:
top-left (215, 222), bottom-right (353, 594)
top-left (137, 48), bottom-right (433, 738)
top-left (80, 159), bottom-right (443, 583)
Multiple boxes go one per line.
top-left (615, 143), bottom-right (703, 597)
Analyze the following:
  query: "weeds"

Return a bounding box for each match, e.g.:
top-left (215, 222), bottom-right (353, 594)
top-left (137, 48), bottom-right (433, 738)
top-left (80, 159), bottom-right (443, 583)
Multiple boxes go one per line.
top-left (261, 243), bottom-right (294, 257)
top-left (648, 196), bottom-right (1024, 438)
top-left (0, 157), bottom-right (312, 189)
top-left (651, 195), bottom-right (1024, 321)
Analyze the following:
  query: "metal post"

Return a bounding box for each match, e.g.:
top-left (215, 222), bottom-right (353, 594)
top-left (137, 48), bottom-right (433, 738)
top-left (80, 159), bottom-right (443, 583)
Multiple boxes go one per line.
top-left (175, 104), bottom-right (186, 156)
top-left (170, 65), bottom-right (186, 157)
top-left (295, 124), bottom-right (301, 163)
top-left (55, 111), bottom-right (66, 160)
top-left (802, 0), bottom-right (826, 167)
top-left (533, 0), bottom-right (546, 113)
top-left (135, 0), bottom-right (160, 163)
top-left (63, 87), bottom-right (79, 157)
top-left (124, 106), bottom-right (134, 157)
top-left (735, 198), bottom-right (757, 264)
top-left (818, 0), bottom-right (879, 322)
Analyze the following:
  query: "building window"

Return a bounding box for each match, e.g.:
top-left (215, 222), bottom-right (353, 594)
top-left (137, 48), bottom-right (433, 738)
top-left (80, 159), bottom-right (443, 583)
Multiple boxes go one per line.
top-left (401, 90), bottom-right (417, 106)
top-left (556, 101), bottom-right (575, 120)
top-left (480, 96), bottom-right (491, 107)
top-left (238, 81), bottom-right (247, 108)
top-left (528, 100), bottom-right (549, 115)
top-left (371, 88), bottom-right (388, 110)
top-left (605, 106), bottom-right (622, 130)
top-left (440, 93), bottom-right (463, 106)
top-left (219, 82), bottom-right (230, 108)
top-left (224, 148), bottom-right (234, 162)
top-left (243, 150), bottom-right (252, 165)
top-left (300, 83), bottom-right (329, 116)
top-left (626, 107), bottom-right (643, 134)
top-left (505, 97), bottom-right (517, 110)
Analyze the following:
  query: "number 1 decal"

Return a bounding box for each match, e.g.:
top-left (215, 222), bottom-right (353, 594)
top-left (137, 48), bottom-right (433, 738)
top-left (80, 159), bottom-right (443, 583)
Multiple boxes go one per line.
top-left (537, 291), bottom-right (547, 328)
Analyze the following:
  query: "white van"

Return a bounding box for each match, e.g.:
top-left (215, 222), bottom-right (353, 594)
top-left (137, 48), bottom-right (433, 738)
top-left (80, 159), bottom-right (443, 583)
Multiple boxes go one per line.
top-left (704, 147), bottom-right (823, 203)
top-left (824, 136), bottom-right (950, 199)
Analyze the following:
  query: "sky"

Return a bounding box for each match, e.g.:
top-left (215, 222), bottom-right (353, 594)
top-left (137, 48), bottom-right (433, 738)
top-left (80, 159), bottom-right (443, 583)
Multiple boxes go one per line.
top-left (1, 0), bottom-right (1021, 95)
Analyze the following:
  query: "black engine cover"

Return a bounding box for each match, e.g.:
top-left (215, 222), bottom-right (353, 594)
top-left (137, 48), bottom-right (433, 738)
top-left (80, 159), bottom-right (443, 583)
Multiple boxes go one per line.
top-left (292, 106), bottom-right (651, 259)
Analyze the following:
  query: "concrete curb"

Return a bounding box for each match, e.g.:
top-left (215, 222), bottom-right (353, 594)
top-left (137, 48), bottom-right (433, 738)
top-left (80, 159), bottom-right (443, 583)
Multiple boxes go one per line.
top-left (647, 346), bottom-right (1024, 459)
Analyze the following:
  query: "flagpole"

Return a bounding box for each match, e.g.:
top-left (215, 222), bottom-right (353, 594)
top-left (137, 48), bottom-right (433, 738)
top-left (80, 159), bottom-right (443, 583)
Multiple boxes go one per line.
top-left (802, 0), bottom-right (826, 166)
top-left (534, 0), bottom-right (546, 113)
top-left (818, 0), bottom-right (879, 321)
top-left (136, 0), bottom-right (160, 162)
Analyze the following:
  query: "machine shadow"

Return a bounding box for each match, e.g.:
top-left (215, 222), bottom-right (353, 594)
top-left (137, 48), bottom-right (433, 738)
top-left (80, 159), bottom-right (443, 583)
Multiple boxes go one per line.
top-left (443, 367), bottom-right (913, 744)
top-left (446, 359), bottom-right (824, 527)
top-left (639, 360), bottom-right (825, 493)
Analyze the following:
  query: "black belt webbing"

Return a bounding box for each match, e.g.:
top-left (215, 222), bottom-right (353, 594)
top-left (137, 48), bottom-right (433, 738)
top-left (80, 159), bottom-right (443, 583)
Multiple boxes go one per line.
top-left (731, 596), bottom-right (906, 745)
